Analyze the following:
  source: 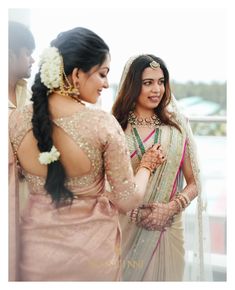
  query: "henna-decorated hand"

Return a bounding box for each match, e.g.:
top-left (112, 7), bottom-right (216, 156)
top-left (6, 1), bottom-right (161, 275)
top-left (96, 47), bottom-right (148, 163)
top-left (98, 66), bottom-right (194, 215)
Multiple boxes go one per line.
top-left (139, 143), bottom-right (166, 173)
top-left (137, 202), bottom-right (175, 231)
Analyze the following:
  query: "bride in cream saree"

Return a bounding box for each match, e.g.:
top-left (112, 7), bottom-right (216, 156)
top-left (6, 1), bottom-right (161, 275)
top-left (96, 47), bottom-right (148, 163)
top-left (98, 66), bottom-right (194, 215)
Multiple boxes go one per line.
top-left (120, 117), bottom-right (195, 280)
top-left (113, 54), bottom-right (206, 281)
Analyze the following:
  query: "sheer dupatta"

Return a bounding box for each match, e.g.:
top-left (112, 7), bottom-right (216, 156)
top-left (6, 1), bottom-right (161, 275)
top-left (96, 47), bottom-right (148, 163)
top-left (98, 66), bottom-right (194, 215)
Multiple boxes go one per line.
top-left (170, 96), bottom-right (212, 281)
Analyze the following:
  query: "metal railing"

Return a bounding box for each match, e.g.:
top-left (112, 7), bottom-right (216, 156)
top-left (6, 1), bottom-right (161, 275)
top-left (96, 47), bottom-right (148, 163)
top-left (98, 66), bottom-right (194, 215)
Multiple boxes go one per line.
top-left (182, 115), bottom-right (226, 281)
top-left (189, 116), bottom-right (227, 123)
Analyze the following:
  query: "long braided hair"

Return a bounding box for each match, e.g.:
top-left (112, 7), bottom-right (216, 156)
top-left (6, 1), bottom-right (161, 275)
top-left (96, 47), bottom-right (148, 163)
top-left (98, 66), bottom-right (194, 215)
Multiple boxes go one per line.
top-left (31, 27), bottom-right (109, 205)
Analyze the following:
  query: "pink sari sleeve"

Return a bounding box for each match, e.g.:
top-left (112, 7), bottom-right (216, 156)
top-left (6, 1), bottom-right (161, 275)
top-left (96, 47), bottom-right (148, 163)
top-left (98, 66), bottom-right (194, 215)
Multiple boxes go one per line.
top-left (99, 113), bottom-right (137, 202)
top-left (8, 110), bottom-right (20, 281)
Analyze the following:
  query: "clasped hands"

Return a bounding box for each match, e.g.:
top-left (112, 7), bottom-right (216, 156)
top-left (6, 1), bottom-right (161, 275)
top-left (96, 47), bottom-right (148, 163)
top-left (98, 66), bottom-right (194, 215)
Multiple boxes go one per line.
top-left (135, 201), bottom-right (176, 231)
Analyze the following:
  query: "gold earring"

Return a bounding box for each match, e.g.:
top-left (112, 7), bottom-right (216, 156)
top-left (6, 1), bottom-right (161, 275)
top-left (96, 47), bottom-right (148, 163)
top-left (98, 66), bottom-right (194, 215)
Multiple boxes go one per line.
top-left (72, 82), bottom-right (80, 96)
top-left (70, 86), bottom-right (80, 96)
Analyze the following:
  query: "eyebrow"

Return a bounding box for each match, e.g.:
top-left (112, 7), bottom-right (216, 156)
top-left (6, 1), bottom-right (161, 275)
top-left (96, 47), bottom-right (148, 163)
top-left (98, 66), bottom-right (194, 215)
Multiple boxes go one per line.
top-left (142, 77), bottom-right (165, 81)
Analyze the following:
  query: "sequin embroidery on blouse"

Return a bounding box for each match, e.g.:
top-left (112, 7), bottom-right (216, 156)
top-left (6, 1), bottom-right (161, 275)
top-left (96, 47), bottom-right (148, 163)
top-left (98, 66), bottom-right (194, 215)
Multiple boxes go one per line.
top-left (9, 105), bottom-right (139, 201)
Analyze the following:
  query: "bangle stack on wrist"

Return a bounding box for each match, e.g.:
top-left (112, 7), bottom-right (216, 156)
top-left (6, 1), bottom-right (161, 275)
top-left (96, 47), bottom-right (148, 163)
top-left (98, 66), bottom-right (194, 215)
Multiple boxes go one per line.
top-left (136, 164), bottom-right (154, 174)
top-left (172, 192), bottom-right (191, 214)
top-left (128, 208), bottom-right (140, 223)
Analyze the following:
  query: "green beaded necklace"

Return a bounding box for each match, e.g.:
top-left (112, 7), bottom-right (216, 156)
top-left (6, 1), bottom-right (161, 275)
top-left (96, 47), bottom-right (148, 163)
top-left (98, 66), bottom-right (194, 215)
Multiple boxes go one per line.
top-left (132, 127), bottom-right (160, 160)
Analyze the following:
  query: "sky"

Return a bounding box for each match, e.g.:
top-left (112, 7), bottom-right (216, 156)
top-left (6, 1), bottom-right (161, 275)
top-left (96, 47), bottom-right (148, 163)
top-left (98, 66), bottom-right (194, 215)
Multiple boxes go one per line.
top-left (8, 6), bottom-right (227, 112)
top-left (27, 7), bottom-right (226, 85)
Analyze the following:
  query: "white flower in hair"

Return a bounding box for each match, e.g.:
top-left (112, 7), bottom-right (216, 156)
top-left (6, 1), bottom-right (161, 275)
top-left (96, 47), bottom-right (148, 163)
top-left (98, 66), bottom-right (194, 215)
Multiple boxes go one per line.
top-left (38, 146), bottom-right (61, 165)
top-left (39, 47), bottom-right (62, 91)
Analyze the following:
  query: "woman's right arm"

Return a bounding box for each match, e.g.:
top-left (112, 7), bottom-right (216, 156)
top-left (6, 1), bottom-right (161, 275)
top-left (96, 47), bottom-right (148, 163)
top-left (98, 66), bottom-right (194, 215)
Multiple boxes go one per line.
top-left (100, 113), bottom-right (164, 213)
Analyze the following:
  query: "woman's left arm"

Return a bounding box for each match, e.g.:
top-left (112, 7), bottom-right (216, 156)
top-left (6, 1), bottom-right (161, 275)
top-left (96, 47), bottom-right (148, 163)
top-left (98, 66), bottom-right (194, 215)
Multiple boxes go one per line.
top-left (179, 143), bottom-right (199, 202)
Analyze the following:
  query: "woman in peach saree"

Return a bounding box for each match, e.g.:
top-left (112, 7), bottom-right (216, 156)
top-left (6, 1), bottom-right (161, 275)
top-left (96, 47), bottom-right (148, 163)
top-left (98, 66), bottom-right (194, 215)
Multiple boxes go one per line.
top-left (9, 30), bottom-right (165, 281)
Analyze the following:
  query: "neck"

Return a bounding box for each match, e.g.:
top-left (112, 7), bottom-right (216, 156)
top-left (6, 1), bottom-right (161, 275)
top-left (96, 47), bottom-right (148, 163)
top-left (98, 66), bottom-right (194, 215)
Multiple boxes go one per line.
top-left (8, 77), bottom-right (18, 105)
top-left (134, 106), bottom-right (155, 119)
top-left (51, 91), bottom-right (85, 106)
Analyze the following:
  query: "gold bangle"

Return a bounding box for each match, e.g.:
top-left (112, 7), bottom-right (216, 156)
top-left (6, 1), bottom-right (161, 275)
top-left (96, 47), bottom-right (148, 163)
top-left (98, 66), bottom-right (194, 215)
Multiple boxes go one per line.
top-left (179, 193), bottom-right (191, 205)
top-left (176, 197), bottom-right (183, 211)
top-left (137, 165), bottom-right (152, 174)
top-left (129, 208), bottom-right (139, 223)
top-left (177, 195), bottom-right (187, 209)
top-left (173, 199), bottom-right (181, 213)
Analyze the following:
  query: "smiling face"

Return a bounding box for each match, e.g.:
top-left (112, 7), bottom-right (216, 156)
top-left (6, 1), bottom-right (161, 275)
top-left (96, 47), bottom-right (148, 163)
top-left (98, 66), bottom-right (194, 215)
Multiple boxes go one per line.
top-left (135, 66), bottom-right (165, 114)
top-left (78, 54), bottom-right (110, 104)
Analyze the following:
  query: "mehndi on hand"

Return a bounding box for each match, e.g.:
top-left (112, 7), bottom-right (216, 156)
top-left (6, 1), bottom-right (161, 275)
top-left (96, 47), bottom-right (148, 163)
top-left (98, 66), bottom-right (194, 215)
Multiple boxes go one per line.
top-left (137, 202), bottom-right (175, 231)
top-left (138, 143), bottom-right (166, 174)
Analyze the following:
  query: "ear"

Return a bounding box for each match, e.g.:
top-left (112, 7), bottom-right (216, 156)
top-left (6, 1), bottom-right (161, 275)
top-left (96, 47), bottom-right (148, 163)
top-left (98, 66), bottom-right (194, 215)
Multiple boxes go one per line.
top-left (71, 68), bottom-right (80, 87)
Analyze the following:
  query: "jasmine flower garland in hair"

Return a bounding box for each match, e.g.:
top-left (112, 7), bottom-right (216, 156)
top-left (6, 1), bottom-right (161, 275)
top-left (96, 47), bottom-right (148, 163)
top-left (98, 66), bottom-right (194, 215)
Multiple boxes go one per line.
top-left (38, 146), bottom-right (60, 165)
top-left (39, 47), bottom-right (62, 91)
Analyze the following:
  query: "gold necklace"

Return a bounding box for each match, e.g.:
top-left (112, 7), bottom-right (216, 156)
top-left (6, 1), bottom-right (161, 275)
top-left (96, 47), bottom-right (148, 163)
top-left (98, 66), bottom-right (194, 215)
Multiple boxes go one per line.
top-left (128, 110), bottom-right (161, 128)
top-left (70, 95), bottom-right (85, 105)
top-left (52, 90), bottom-right (85, 105)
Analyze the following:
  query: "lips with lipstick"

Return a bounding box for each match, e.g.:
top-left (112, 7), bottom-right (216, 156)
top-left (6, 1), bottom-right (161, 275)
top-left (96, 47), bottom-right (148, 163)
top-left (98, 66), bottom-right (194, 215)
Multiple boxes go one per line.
top-left (148, 95), bottom-right (161, 102)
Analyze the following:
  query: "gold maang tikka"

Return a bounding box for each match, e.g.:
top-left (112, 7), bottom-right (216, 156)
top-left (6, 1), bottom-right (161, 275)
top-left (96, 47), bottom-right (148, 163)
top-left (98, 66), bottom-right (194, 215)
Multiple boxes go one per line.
top-left (149, 60), bottom-right (160, 70)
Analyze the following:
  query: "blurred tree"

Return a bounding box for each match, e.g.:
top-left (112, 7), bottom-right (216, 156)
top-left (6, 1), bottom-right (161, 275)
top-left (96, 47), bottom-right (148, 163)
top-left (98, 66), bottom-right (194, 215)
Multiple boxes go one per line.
top-left (171, 81), bottom-right (226, 114)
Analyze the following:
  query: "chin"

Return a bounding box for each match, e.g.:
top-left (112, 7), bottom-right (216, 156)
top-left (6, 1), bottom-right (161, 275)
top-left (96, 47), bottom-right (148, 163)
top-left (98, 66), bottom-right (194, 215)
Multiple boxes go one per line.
top-left (147, 104), bottom-right (159, 110)
top-left (90, 99), bottom-right (98, 104)
top-left (83, 95), bottom-right (97, 104)
top-left (91, 98), bottom-right (98, 104)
